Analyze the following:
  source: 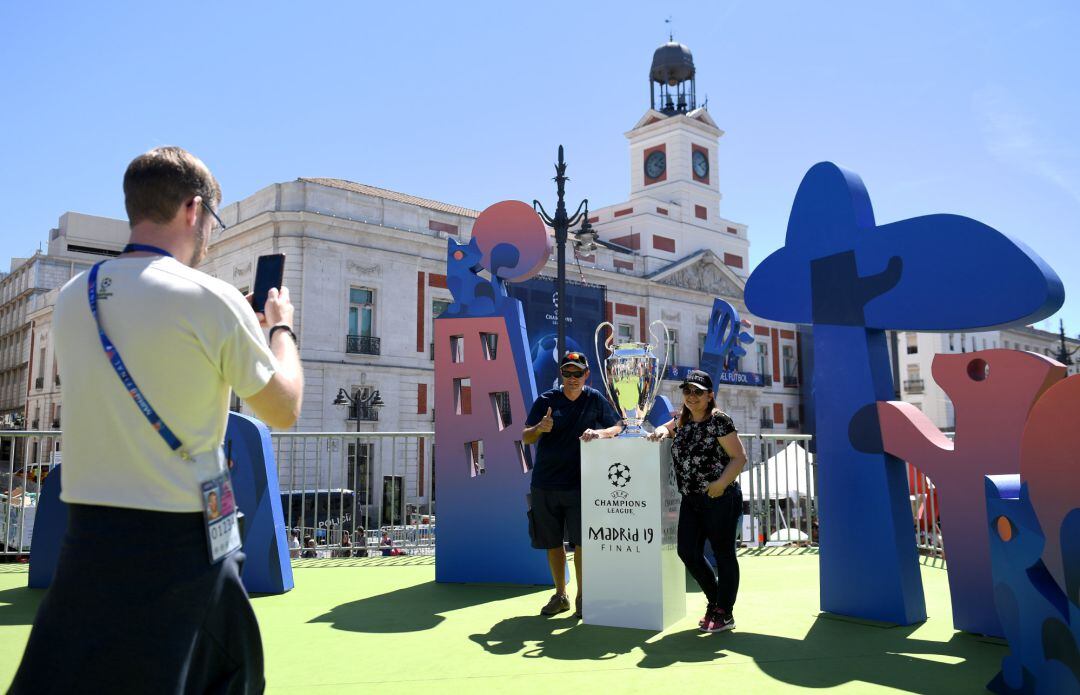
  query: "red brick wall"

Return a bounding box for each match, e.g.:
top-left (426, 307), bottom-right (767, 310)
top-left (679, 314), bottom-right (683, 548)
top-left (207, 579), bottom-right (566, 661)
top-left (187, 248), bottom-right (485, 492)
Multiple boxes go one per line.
top-left (417, 383), bottom-right (427, 414)
top-left (695, 205), bottom-right (708, 220)
top-left (771, 329), bottom-right (781, 383)
top-left (723, 253), bottom-right (743, 269)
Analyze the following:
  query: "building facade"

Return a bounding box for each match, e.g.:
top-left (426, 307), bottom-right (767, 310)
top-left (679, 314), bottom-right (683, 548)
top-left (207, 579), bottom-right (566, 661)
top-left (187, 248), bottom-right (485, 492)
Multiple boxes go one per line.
top-left (893, 326), bottom-right (1080, 430)
top-left (0, 212), bottom-right (127, 429)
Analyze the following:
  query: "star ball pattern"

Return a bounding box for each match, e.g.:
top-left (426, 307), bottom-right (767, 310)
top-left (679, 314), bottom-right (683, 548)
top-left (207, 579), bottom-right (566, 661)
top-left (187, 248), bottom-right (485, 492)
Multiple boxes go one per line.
top-left (608, 462), bottom-right (631, 488)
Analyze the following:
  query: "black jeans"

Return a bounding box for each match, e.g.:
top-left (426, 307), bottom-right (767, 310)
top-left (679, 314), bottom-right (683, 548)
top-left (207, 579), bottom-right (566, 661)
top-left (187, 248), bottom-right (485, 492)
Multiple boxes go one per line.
top-left (677, 485), bottom-right (742, 612)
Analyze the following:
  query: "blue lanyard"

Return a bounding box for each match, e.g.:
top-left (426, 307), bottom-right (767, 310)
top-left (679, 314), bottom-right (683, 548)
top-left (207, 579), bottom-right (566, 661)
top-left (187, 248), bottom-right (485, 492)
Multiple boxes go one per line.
top-left (87, 260), bottom-right (186, 456)
top-left (123, 243), bottom-right (172, 257)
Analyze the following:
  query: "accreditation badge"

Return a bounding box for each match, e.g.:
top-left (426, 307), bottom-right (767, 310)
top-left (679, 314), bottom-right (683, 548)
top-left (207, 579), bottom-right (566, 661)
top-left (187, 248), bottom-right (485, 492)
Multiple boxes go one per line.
top-left (197, 449), bottom-right (242, 563)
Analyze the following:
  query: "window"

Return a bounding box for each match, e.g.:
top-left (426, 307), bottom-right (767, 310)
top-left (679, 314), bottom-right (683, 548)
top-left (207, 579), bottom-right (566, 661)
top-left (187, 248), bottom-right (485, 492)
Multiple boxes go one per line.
top-left (349, 288), bottom-right (374, 337)
top-left (618, 324), bottom-right (635, 343)
top-left (432, 299), bottom-right (450, 321)
top-left (757, 343), bottom-right (770, 379)
top-left (665, 329), bottom-right (679, 366)
top-left (697, 332), bottom-right (707, 364)
top-left (382, 475), bottom-right (405, 526)
top-left (782, 345), bottom-right (795, 378)
top-left (906, 333), bottom-right (918, 355)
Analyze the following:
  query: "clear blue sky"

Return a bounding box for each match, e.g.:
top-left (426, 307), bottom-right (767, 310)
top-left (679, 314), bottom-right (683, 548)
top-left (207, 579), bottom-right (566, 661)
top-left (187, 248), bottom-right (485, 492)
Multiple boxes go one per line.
top-left (3, 1), bottom-right (1078, 338)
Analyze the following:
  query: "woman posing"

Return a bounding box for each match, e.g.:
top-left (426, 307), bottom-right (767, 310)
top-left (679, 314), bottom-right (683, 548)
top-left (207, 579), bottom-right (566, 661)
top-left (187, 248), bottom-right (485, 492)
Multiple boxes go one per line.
top-left (648, 369), bottom-right (747, 632)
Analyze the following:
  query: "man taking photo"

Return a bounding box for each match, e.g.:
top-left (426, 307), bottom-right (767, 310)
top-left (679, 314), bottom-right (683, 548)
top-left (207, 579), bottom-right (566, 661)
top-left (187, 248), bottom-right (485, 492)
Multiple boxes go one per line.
top-left (12, 146), bottom-right (303, 694)
top-left (523, 351), bottom-right (621, 619)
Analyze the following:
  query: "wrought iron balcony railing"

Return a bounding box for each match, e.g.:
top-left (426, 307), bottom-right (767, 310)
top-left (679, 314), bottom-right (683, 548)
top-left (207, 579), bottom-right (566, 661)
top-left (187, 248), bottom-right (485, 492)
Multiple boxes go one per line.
top-left (346, 335), bottom-right (381, 356)
top-left (34, 377), bottom-right (44, 390)
top-left (348, 405), bottom-right (380, 422)
top-left (783, 376), bottom-right (798, 387)
top-left (786, 419), bottom-right (800, 429)
top-left (904, 378), bottom-right (925, 394)
top-left (760, 418), bottom-right (773, 429)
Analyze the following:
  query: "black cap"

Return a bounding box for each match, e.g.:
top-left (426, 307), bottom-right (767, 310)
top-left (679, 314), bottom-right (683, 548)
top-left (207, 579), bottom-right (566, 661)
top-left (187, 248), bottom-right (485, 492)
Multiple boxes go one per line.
top-left (679, 369), bottom-right (713, 392)
top-left (560, 351), bottom-right (588, 370)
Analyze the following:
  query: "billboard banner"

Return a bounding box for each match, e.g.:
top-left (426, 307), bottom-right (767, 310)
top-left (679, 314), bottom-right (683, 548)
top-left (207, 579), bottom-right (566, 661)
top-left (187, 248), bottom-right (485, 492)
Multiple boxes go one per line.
top-left (663, 364), bottom-right (765, 387)
top-left (508, 276), bottom-right (606, 392)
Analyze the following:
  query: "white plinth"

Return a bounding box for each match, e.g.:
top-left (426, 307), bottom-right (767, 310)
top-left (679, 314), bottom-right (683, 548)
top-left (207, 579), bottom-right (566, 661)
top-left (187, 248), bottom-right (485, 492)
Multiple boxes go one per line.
top-left (580, 438), bottom-right (684, 631)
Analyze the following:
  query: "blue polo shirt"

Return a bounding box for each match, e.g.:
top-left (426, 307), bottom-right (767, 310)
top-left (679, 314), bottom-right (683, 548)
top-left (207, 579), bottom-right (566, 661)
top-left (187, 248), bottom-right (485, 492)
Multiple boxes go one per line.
top-left (526, 386), bottom-right (620, 491)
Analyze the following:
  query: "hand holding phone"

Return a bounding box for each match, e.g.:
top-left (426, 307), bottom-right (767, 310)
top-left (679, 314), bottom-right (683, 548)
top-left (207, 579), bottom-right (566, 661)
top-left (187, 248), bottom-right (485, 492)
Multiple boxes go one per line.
top-left (252, 254), bottom-right (285, 314)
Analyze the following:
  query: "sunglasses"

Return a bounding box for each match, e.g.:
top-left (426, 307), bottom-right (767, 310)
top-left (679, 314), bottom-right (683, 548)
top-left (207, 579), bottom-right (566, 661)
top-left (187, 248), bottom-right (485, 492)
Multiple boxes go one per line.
top-left (681, 386), bottom-right (707, 395)
top-left (561, 369), bottom-right (586, 379)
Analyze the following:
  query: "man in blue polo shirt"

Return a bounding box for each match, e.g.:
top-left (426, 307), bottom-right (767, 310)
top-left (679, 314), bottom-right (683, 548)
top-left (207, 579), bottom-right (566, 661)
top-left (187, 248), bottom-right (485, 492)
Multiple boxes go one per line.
top-left (523, 351), bottom-right (621, 618)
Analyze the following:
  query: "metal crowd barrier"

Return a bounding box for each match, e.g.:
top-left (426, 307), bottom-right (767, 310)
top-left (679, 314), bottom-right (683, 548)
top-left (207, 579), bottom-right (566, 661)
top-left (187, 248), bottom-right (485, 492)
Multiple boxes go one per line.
top-left (2, 428), bottom-right (944, 561)
top-left (737, 434), bottom-right (818, 548)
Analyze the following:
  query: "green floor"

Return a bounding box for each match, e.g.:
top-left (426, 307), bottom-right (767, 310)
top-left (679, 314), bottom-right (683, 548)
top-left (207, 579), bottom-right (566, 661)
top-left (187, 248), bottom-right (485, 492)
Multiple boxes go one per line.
top-left (0, 551), bottom-right (1004, 693)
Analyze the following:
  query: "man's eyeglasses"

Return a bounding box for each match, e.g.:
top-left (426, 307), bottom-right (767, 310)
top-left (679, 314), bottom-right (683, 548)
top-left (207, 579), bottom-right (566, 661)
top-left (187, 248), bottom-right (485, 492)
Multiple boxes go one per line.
top-left (561, 369), bottom-right (585, 379)
top-left (200, 200), bottom-right (228, 235)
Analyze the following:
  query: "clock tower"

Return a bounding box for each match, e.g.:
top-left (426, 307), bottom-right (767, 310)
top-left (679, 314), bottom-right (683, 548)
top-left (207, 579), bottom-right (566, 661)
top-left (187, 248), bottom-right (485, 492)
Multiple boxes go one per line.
top-left (591, 40), bottom-right (748, 278)
top-left (628, 41), bottom-right (724, 212)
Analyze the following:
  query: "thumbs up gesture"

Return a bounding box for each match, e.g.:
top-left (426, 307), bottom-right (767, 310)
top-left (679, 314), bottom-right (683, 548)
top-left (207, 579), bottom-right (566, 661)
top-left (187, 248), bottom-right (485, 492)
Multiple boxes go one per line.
top-left (537, 407), bottom-right (554, 433)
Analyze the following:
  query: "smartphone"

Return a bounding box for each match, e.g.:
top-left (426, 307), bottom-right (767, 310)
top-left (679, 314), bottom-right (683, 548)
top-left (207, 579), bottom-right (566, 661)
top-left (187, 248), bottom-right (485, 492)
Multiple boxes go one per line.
top-left (252, 254), bottom-right (285, 313)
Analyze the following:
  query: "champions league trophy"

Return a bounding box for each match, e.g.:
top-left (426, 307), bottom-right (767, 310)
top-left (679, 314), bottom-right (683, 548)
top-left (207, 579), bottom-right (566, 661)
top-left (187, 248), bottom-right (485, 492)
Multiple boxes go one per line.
top-left (593, 320), bottom-right (669, 437)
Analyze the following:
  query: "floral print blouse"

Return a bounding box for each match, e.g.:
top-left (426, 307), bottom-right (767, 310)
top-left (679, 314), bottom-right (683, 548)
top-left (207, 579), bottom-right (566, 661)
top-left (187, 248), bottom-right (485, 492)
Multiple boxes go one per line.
top-left (670, 411), bottom-right (738, 495)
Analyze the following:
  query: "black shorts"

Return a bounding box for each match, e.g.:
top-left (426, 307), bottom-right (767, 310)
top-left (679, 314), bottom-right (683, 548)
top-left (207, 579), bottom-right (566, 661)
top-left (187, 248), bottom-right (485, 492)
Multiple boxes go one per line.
top-left (529, 486), bottom-right (581, 549)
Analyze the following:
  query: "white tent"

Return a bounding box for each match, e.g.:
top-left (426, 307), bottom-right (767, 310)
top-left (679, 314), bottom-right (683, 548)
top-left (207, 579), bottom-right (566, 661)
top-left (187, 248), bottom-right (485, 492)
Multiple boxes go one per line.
top-left (738, 441), bottom-right (815, 500)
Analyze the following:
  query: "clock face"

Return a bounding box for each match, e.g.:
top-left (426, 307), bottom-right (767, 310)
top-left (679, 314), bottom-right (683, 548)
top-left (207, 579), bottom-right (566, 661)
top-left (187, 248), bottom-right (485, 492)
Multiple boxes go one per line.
top-left (644, 150), bottom-right (666, 180)
top-left (693, 150), bottom-right (709, 178)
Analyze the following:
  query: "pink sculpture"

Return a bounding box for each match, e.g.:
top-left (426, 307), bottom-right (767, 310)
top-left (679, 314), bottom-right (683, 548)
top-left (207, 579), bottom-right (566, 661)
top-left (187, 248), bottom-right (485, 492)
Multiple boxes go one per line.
top-left (877, 349), bottom-right (1065, 636)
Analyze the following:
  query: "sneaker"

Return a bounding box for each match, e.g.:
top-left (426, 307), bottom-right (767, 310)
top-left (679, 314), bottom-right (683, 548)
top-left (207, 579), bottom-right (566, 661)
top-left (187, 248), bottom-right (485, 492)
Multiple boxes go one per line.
top-left (698, 603), bottom-right (717, 628)
top-left (541, 592), bottom-right (571, 616)
top-left (575, 594), bottom-right (583, 619)
top-left (700, 607), bottom-right (735, 633)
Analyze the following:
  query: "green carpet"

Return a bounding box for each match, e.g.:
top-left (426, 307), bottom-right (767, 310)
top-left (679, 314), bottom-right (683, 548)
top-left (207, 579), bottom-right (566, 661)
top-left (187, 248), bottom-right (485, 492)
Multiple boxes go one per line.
top-left (0, 551), bottom-right (1004, 693)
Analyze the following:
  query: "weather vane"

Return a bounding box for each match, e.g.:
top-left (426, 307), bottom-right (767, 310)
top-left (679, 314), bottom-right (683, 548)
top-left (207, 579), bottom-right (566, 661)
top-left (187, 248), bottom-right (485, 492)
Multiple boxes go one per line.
top-left (665, 15), bottom-right (673, 41)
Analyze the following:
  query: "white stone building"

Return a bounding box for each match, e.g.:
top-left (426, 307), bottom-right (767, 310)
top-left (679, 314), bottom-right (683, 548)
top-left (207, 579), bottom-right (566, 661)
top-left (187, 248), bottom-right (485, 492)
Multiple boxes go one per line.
top-left (1, 212), bottom-right (127, 429)
top-left (892, 326), bottom-right (1080, 430)
top-left (13, 42), bottom-right (804, 523)
top-left (199, 41), bottom-right (803, 522)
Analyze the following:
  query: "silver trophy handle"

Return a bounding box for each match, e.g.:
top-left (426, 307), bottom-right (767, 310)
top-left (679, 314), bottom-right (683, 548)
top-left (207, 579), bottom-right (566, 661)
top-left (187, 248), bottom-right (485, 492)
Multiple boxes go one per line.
top-left (594, 321), bottom-right (616, 406)
top-left (648, 319), bottom-right (670, 420)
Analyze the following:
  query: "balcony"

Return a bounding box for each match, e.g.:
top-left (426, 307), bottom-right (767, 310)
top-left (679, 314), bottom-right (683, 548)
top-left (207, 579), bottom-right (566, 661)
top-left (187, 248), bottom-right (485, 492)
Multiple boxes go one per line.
top-left (786, 419), bottom-right (800, 429)
top-left (54, 375), bottom-right (60, 386)
top-left (346, 335), bottom-right (381, 356)
top-left (31, 420), bottom-right (39, 430)
top-left (51, 420), bottom-right (60, 429)
top-left (783, 376), bottom-right (798, 388)
top-left (348, 405), bottom-right (380, 422)
top-left (760, 418), bottom-right (773, 430)
top-left (904, 378), bottom-right (925, 394)
top-left (34, 377), bottom-right (43, 390)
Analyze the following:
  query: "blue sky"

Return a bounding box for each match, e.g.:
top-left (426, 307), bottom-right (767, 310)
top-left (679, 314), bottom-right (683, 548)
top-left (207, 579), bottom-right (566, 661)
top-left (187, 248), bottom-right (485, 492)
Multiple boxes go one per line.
top-left (3, 1), bottom-right (1078, 339)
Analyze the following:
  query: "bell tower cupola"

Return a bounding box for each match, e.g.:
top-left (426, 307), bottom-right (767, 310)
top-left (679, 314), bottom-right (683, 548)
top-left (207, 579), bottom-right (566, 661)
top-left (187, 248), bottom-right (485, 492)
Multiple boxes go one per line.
top-left (650, 41), bottom-right (696, 114)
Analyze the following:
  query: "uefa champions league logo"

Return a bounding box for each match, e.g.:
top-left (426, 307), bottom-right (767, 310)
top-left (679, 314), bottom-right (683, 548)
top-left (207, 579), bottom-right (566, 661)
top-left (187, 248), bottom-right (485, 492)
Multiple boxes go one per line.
top-left (608, 462), bottom-right (631, 488)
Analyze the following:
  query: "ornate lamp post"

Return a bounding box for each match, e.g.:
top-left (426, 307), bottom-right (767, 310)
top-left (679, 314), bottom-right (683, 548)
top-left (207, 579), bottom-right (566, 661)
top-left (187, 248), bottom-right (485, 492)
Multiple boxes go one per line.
top-left (533, 146), bottom-right (598, 359)
top-left (332, 387), bottom-right (386, 529)
top-left (1056, 319), bottom-right (1080, 366)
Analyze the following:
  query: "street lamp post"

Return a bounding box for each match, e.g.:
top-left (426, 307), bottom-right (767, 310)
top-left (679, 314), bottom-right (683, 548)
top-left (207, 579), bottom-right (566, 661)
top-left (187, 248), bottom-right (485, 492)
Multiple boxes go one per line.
top-left (1056, 319), bottom-right (1080, 366)
top-left (332, 387), bottom-right (385, 533)
top-left (534, 145), bottom-right (597, 359)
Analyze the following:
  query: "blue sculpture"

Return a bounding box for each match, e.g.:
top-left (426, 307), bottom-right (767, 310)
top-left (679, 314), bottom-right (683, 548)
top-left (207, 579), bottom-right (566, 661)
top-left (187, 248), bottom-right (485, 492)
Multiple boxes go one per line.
top-left (699, 298), bottom-right (755, 388)
top-left (745, 162), bottom-right (1063, 625)
top-left (28, 412), bottom-right (293, 595)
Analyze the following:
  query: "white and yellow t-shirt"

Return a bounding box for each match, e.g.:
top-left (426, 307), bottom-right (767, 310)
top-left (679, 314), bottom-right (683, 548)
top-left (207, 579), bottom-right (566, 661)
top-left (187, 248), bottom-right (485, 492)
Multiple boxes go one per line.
top-left (54, 256), bottom-right (278, 512)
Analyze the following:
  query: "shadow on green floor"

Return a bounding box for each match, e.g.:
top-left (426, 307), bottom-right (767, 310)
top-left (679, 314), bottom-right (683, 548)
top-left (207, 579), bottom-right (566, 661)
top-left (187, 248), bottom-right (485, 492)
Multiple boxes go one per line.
top-left (470, 612), bottom-right (1005, 692)
top-left (310, 581), bottom-right (540, 634)
top-left (0, 587), bottom-right (42, 626)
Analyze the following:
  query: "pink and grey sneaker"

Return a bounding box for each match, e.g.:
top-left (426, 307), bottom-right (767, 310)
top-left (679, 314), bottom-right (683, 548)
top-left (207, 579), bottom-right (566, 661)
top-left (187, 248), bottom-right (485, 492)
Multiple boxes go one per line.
top-left (700, 607), bottom-right (735, 633)
top-left (699, 603), bottom-right (718, 628)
